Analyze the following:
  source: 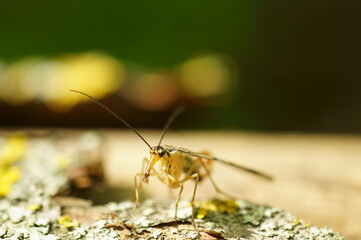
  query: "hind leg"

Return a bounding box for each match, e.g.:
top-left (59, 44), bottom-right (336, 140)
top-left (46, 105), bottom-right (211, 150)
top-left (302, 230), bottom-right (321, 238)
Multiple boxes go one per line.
top-left (200, 162), bottom-right (238, 200)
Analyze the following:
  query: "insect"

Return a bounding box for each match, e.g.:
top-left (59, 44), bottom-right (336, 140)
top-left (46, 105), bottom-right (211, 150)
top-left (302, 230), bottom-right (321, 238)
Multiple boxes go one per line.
top-left (70, 90), bottom-right (273, 228)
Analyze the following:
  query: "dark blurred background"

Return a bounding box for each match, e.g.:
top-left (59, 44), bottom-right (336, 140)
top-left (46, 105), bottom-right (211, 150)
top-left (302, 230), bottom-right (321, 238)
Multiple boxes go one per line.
top-left (0, 0), bottom-right (360, 132)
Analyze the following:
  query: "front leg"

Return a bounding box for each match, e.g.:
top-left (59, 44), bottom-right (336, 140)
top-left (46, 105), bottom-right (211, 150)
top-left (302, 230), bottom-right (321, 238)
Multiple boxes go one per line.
top-left (141, 157), bottom-right (149, 173)
top-left (130, 172), bottom-right (163, 218)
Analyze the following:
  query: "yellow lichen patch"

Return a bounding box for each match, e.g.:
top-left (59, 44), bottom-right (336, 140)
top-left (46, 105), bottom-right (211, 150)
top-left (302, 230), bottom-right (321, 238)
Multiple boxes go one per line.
top-left (0, 165), bottom-right (20, 197)
top-left (56, 154), bottom-right (71, 169)
top-left (0, 132), bottom-right (27, 166)
top-left (0, 133), bottom-right (27, 197)
top-left (196, 199), bottom-right (239, 218)
top-left (27, 204), bottom-right (42, 211)
top-left (293, 218), bottom-right (301, 227)
top-left (0, 183), bottom-right (11, 197)
top-left (58, 215), bottom-right (79, 228)
top-left (196, 208), bottom-right (207, 219)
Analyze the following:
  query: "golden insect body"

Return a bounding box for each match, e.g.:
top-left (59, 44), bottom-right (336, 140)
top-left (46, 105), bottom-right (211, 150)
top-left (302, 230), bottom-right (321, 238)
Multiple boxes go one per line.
top-left (70, 90), bottom-right (273, 228)
top-left (133, 145), bottom-right (200, 226)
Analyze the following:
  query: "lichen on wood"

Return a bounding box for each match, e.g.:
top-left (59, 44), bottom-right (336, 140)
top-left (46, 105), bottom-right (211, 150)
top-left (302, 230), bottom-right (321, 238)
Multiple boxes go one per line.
top-left (0, 131), bottom-right (345, 240)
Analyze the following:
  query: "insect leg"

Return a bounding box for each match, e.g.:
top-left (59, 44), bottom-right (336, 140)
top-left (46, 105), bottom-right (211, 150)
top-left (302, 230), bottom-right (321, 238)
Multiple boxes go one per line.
top-left (200, 162), bottom-right (238, 200)
top-left (130, 173), bottom-right (143, 217)
top-left (141, 157), bottom-right (149, 173)
top-left (179, 173), bottom-right (199, 229)
top-left (168, 158), bottom-right (199, 200)
top-left (142, 157), bottom-right (161, 175)
top-left (139, 158), bottom-right (161, 191)
top-left (184, 158), bottom-right (200, 177)
top-left (131, 172), bottom-right (163, 218)
top-left (138, 158), bottom-right (147, 192)
top-left (166, 174), bottom-right (183, 224)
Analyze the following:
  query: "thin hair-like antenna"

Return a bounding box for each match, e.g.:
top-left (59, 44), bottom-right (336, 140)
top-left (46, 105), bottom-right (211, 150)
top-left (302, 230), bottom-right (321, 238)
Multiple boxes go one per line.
top-left (70, 90), bottom-right (152, 149)
top-left (158, 106), bottom-right (185, 146)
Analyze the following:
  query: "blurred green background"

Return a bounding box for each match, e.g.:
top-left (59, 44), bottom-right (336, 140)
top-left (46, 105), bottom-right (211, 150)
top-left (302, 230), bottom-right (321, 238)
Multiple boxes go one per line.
top-left (0, 0), bottom-right (360, 132)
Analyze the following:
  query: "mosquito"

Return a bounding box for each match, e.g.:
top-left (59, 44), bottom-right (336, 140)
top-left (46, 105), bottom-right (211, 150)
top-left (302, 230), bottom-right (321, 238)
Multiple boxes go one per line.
top-left (70, 90), bottom-right (273, 228)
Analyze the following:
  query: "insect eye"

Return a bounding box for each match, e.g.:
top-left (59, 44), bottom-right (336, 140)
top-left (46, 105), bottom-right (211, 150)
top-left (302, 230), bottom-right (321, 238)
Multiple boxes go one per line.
top-left (157, 148), bottom-right (165, 157)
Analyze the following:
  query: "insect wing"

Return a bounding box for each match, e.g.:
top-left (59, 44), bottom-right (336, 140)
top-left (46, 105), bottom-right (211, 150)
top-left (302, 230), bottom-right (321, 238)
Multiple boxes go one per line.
top-left (177, 148), bottom-right (273, 181)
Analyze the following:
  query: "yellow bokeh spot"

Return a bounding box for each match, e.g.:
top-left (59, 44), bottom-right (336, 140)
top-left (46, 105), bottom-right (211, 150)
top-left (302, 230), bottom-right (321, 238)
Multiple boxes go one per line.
top-left (179, 55), bottom-right (232, 98)
top-left (0, 52), bottom-right (125, 112)
top-left (42, 52), bottom-right (125, 112)
top-left (0, 58), bottom-right (43, 106)
top-left (58, 215), bottom-right (79, 228)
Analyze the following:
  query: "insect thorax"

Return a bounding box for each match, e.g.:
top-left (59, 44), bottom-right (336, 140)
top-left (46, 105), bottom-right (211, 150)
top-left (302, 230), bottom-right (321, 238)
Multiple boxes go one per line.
top-left (158, 146), bottom-right (185, 181)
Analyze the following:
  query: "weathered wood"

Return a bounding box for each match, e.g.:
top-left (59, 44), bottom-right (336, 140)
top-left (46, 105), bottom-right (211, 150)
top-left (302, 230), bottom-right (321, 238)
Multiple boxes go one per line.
top-left (0, 130), bottom-right (354, 239)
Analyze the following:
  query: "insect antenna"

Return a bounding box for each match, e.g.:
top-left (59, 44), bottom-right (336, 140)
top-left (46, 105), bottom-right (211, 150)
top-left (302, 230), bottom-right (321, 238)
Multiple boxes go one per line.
top-left (70, 90), bottom-right (152, 149)
top-left (158, 106), bottom-right (185, 146)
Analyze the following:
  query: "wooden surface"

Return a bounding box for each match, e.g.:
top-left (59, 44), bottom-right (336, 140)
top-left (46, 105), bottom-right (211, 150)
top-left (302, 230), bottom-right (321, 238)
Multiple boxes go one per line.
top-left (101, 130), bottom-right (361, 240)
